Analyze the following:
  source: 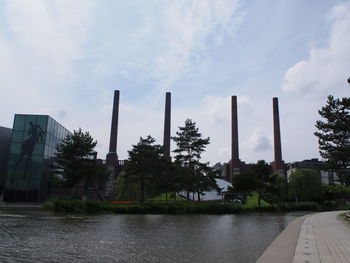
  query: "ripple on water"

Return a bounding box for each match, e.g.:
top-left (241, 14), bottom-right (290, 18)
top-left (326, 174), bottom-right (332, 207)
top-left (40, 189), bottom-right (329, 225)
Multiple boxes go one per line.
top-left (0, 214), bottom-right (27, 218)
top-left (0, 211), bottom-right (309, 263)
top-left (39, 216), bottom-right (62, 220)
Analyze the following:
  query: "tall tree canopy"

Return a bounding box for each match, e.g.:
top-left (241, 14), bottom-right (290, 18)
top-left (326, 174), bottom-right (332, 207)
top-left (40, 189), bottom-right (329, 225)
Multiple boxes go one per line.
top-left (288, 169), bottom-right (323, 202)
top-left (251, 160), bottom-right (276, 205)
top-left (56, 128), bottom-right (108, 199)
top-left (124, 135), bottom-right (164, 202)
top-left (315, 95), bottom-right (350, 185)
top-left (172, 119), bottom-right (210, 164)
top-left (172, 119), bottom-right (216, 201)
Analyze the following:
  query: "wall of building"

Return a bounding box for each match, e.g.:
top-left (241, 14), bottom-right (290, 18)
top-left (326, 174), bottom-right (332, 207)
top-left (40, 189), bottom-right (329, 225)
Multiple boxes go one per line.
top-left (286, 159), bottom-right (343, 185)
top-left (4, 114), bottom-right (70, 202)
top-left (0, 126), bottom-right (12, 196)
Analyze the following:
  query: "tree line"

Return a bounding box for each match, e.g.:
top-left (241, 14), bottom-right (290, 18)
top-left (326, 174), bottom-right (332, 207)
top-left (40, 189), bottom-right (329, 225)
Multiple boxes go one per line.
top-left (116, 119), bottom-right (217, 202)
top-left (53, 92), bottom-right (350, 203)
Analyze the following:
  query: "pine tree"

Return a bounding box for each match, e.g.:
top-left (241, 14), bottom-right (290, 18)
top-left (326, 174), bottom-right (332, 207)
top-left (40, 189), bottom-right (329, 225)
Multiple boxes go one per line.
top-left (172, 119), bottom-right (215, 201)
top-left (56, 128), bottom-right (109, 200)
top-left (124, 135), bottom-right (163, 202)
top-left (315, 95), bottom-right (350, 185)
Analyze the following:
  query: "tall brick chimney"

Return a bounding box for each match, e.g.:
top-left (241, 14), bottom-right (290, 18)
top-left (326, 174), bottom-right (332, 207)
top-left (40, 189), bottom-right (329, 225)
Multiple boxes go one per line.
top-left (230, 96), bottom-right (241, 180)
top-left (271, 97), bottom-right (285, 175)
top-left (106, 90), bottom-right (120, 166)
top-left (163, 92), bottom-right (171, 160)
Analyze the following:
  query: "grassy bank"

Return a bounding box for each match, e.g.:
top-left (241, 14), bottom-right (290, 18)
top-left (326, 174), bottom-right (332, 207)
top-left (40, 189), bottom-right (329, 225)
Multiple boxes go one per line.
top-left (43, 199), bottom-right (350, 214)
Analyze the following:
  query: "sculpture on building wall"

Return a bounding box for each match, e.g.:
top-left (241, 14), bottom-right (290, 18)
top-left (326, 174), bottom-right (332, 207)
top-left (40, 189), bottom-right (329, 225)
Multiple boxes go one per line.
top-left (10, 122), bottom-right (45, 183)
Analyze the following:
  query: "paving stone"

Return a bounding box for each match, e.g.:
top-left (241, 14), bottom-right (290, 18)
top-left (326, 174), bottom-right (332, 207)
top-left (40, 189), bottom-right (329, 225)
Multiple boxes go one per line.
top-left (292, 211), bottom-right (350, 263)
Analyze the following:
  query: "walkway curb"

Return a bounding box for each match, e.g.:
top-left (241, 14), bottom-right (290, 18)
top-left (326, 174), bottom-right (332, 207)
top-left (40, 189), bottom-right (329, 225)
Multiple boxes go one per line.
top-left (256, 214), bottom-right (311, 263)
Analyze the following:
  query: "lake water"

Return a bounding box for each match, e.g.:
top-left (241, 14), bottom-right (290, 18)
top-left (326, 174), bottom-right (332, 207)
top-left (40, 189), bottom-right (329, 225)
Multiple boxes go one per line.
top-left (0, 207), bottom-right (308, 263)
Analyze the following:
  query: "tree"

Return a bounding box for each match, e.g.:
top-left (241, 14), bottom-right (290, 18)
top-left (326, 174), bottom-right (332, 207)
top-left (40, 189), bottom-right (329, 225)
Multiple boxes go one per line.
top-left (288, 169), bottom-right (323, 202)
top-left (124, 135), bottom-right (163, 202)
top-left (315, 95), bottom-right (350, 185)
top-left (114, 171), bottom-right (141, 201)
top-left (272, 176), bottom-right (288, 203)
top-left (56, 128), bottom-right (109, 200)
top-left (153, 160), bottom-right (177, 201)
top-left (322, 184), bottom-right (350, 201)
top-left (250, 160), bottom-right (276, 205)
top-left (172, 119), bottom-right (216, 201)
top-left (232, 171), bottom-right (258, 195)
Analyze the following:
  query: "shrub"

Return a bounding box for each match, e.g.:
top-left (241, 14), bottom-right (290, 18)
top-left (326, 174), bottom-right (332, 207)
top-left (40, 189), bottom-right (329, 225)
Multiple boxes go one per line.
top-left (43, 199), bottom-right (346, 214)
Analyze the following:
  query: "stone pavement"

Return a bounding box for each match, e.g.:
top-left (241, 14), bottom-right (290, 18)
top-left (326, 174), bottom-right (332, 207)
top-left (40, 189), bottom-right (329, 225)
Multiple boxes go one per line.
top-left (293, 211), bottom-right (350, 263)
top-left (257, 211), bottom-right (350, 263)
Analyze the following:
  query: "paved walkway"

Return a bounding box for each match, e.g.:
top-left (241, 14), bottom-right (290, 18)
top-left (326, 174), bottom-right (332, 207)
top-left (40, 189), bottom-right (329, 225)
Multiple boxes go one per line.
top-left (293, 211), bottom-right (350, 263)
top-left (257, 211), bottom-right (350, 263)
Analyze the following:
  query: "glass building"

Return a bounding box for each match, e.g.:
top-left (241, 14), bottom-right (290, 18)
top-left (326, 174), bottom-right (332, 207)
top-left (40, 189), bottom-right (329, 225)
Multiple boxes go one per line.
top-left (4, 114), bottom-right (71, 202)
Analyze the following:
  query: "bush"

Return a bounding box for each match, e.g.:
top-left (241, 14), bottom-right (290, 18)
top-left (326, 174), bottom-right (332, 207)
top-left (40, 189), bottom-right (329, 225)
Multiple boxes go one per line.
top-left (276, 202), bottom-right (318, 211)
top-left (53, 199), bottom-right (87, 212)
top-left (43, 199), bottom-right (346, 214)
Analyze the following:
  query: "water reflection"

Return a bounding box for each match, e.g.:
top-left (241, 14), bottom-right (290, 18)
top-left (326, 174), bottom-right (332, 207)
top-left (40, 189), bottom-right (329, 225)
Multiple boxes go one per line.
top-left (0, 208), bottom-right (308, 263)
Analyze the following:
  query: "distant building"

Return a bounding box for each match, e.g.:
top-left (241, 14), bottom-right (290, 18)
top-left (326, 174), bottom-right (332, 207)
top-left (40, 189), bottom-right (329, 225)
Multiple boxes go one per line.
top-left (286, 158), bottom-right (342, 185)
top-left (3, 114), bottom-right (71, 202)
top-left (212, 162), bottom-right (224, 178)
top-left (0, 126), bottom-right (12, 197)
top-left (179, 178), bottom-right (232, 201)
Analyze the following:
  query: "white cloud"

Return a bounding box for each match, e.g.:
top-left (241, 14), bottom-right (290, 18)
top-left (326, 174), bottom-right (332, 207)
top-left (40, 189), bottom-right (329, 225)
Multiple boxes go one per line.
top-left (282, 1), bottom-right (350, 95)
top-left (0, 0), bottom-right (95, 130)
top-left (3, 0), bottom-right (95, 77)
top-left (200, 95), bottom-right (252, 124)
top-left (126, 0), bottom-right (242, 91)
top-left (201, 96), bottom-right (230, 123)
top-left (246, 127), bottom-right (271, 153)
top-left (0, 0), bottom-right (95, 109)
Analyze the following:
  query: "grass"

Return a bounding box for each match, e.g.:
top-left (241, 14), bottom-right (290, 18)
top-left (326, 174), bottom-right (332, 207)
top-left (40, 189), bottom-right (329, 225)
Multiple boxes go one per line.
top-left (151, 193), bottom-right (186, 201)
top-left (337, 212), bottom-right (350, 228)
top-left (43, 197), bottom-right (350, 215)
top-left (244, 192), bottom-right (270, 208)
top-left (43, 199), bottom-right (244, 214)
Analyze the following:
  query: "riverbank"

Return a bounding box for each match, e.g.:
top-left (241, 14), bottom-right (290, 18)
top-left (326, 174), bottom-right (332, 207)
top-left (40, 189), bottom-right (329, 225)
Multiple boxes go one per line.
top-left (43, 199), bottom-right (350, 214)
top-left (0, 202), bottom-right (42, 209)
top-left (257, 210), bottom-right (350, 262)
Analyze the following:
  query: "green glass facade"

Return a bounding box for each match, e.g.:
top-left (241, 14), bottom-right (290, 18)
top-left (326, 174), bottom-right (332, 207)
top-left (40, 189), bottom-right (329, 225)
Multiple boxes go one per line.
top-left (4, 114), bottom-right (70, 202)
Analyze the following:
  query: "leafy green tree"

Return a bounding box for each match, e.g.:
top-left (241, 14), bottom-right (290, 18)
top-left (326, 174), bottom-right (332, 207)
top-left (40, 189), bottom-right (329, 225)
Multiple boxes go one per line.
top-left (273, 176), bottom-right (289, 202)
top-left (114, 171), bottom-right (141, 201)
top-left (172, 119), bottom-right (216, 201)
top-left (288, 169), bottom-right (323, 202)
top-left (193, 162), bottom-right (217, 201)
top-left (251, 160), bottom-right (276, 205)
top-left (56, 128), bottom-right (109, 200)
top-left (153, 160), bottom-right (177, 201)
top-left (232, 171), bottom-right (258, 194)
top-left (232, 160), bottom-right (283, 204)
top-left (124, 135), bottom-right (163, 202)
top-left (315, 95), bottom-right (350, 185)
top-left (323, 184), bottom-right (350, 201)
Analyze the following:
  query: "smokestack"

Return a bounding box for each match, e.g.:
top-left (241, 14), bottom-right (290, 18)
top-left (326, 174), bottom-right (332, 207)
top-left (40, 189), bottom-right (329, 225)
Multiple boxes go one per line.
top-left (273, 97), bottom-right (282, 163)
top-left (230, 95), bottom-right (241, 180)
top-left (163, 92), bottom-right (171, 160)
top-left (272, 97), bottom-right (285, 174)
top-left (231, 96), bottom-right (239, 162)
top-left (106, 90), bottom-right (120, 166)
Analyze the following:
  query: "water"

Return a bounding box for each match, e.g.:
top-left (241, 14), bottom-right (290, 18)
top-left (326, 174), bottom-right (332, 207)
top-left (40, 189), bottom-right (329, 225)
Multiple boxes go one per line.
top-left (0, 208), bottom-right (308, 263)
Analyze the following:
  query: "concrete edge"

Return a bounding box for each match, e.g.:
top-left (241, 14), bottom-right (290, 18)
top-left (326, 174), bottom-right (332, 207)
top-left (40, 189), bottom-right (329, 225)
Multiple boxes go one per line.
top-left (0, 203), bottom-right (42, 209)
top-left (256, 214), bottom-right (312, 263)
top-left (337, 210), bottom-right (350, 230)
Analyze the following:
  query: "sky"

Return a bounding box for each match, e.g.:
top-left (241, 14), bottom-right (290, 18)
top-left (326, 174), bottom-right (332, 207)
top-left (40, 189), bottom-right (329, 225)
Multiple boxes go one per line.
top-left (1, 0), bottom-right (350, 165)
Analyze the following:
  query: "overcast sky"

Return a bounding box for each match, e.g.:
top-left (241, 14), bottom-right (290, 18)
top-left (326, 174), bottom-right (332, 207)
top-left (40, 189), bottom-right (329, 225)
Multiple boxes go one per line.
top-left (1, 0), bottom-right (350, 165)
